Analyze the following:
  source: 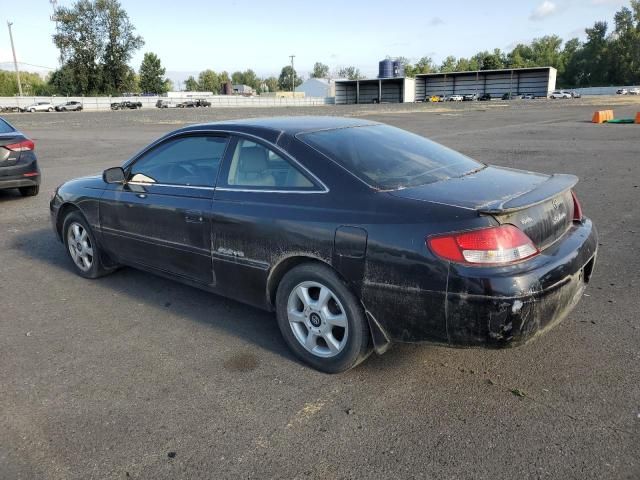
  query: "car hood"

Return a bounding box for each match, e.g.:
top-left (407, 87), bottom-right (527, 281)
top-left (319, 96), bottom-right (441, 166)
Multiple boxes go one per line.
top-left (389, 165), bottom-right (552, 210)
top-left (60, 174), bottom-right (104, 192)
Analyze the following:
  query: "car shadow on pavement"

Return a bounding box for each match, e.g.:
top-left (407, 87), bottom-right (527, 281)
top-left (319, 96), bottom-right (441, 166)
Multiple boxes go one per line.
top-left (0, 189), bottom-right (29, 203)
top-left (11, 227), bottom-right (297, 364)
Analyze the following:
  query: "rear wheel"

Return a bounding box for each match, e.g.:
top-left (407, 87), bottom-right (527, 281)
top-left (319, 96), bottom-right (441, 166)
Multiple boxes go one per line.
top-left (62, 212), bottom-right (114, 279)
top-left (19, 185), bottom-right (39, 197)
top-left (276, 263), bottom-right (371, 373)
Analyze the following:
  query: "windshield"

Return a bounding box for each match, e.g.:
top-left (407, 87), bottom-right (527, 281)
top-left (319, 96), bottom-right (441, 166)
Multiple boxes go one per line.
top-left (299, 124), bottom-right (483, 190)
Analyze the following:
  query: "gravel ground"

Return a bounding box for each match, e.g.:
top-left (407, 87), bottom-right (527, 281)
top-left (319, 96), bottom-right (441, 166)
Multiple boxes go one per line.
top-left (1, 98), bottom-right (639, 480)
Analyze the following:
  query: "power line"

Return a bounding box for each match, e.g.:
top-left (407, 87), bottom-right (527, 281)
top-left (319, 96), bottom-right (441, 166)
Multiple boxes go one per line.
top-left (0, 61), bottom-right (56, 70)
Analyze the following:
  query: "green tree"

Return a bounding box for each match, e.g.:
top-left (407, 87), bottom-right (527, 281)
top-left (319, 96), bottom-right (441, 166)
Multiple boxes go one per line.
top-left (53, 0), bottom-right (144, 94)
top-left (184, 76), bottom-right (199, 91)
top-left (198, 69), bottom-right (222, 93)
top-left (263, 76), bottom-right (279, 93)
top-left (439, 56), bottom-right (457, 73)
top-left (336, 66), bottom-right (363, 80)
top-left (139, 52), bottom-right (169, 94)
top-left (100, 0), bottom-right (144, 94)
top-left (414, 56), bottom-right (436, 74)
top-left (278, 65), bottom-right (303, 90)
top-left (311, 62), bottom-right (330, 79)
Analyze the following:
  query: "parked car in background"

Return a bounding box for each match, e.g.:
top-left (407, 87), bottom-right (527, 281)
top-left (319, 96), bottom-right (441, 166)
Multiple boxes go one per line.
top-left (501, 93), bottom-right (520, 100)
top-left (55, 101), bottom-right (83, 112)
top-left (178, 100), bottom-right (197, 108)
top-left (21, 102), bottom-right (54, 112)
top-left (549, 90), bottom-right (572, 99)
top-left (522, 94), bottom-right (535, 100)
top-left (570, 91), bottom-right (581, 98)
top-left (156, 99), bottom-right (179, 108)
top-left (428, 95), bottom-right (444, 103)
top-left (111, 101), bottom-right (142, 110)
top-left (196, 99), bottom-right (211, 107)
top-left (50, 117), bottom-right (597, 373)
top-left (447, 94), bottom-right (463, 102)
top-left (616, 88), bottom-right (628, 95)
top-left (0, 116), bottom-right (40, 197)
top-left (478, 93), bottom-right (492, 101)
top-left (628, 88), bottom-right (639, 95)
top-left (463, 94), bottom-right (478, 101)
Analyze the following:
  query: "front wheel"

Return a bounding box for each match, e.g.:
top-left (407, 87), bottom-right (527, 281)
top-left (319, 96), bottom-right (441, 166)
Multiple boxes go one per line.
top-left (275, 263), bottom-right (371, 373)
top-left (62, 212), bottom-right (114, 279)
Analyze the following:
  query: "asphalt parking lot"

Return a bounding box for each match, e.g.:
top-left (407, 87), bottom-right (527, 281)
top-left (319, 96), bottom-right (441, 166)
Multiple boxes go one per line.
top-left (1, 99), bottom-right (639, 479)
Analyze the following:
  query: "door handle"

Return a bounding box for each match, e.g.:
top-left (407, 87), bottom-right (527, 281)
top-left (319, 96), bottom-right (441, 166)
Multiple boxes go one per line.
top-left (185, 210), bottom-right (204, 223)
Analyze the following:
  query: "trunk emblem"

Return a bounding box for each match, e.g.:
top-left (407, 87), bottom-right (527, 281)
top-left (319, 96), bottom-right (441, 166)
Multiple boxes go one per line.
top-left (552, 199), bottom-right (560, 210)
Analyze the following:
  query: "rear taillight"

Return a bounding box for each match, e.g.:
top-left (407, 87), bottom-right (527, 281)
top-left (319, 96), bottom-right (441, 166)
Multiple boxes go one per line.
top-left (427, 225), bottom-right (538, 265)
top-left (571, 190), bottom-right (583, 221)
top-left (5, 139), bottom-right (35, 152)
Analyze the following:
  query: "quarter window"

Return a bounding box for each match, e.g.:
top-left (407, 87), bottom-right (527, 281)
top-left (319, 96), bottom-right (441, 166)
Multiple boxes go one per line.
top-left (129, 135), bottom-right (228, 187)
top-left (225, 139), bottom-right (314, 189)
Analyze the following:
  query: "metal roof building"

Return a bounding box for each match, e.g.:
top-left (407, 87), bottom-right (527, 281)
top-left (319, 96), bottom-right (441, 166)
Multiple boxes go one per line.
top-left (415, 67), bottom-right (557, 100)
top-left (335, 77), bottom-right (415, 105)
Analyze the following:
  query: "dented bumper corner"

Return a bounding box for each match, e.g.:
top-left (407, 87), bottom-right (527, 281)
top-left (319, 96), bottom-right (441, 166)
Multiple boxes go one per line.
top-left (445, 219), bottom-right (597, 347)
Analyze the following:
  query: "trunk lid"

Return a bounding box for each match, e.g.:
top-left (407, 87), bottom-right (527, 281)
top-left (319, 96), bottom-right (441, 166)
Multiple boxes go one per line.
top-left (390, 165), bottom-right (577, 251)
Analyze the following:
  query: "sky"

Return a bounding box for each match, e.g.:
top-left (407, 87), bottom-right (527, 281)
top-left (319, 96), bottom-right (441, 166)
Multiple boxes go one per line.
top-left (0, 0), bottom-right (630, 86)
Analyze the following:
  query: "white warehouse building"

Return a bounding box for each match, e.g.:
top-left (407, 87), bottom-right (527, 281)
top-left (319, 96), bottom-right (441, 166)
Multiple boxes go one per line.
top-left (295, 78), bottom-right (335, 98)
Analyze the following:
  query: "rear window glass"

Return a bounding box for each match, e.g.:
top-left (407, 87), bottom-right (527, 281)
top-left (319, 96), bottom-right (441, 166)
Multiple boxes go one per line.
top-left (299, 125), bottom-right (483, 190)
top-left (0, 118), bottom-right (15, 134)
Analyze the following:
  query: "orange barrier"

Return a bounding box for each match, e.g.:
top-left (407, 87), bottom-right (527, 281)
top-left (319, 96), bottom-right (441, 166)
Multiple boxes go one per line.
top-left (636, 112), bottom-right (640, 124)
top-left (592, 110), bottom-right (614, 123)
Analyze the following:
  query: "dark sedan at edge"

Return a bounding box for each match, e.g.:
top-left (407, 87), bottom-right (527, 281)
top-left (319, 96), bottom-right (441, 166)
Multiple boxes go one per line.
top-left (50, 117), bottom-right (597, 372)
top-left (0, 116), bottom-right (40, 197)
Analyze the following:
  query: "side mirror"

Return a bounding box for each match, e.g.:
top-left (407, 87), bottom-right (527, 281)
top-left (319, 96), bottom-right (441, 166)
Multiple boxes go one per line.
top-left (103, 167), bottom-right (125, 184)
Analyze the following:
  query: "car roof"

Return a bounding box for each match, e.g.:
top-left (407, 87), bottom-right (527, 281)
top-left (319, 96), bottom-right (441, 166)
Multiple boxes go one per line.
top-left (188, 116), bottom-right (380, 136)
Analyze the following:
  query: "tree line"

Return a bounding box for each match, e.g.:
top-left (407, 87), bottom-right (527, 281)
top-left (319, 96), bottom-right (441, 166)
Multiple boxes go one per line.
top-left (1, 0), bottom-right (638, 97)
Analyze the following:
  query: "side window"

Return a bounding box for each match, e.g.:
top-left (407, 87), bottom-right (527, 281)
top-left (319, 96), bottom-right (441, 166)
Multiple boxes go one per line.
top-left (225, 139), bottom-right (314, 189)
top-left (129, 135), bottom-right (228, 187)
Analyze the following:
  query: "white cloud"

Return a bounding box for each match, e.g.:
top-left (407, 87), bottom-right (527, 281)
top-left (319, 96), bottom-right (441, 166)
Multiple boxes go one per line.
top-left (428, 17), bottom-right (445, 27)
top-left (530, 1), bottom-right (558, 20)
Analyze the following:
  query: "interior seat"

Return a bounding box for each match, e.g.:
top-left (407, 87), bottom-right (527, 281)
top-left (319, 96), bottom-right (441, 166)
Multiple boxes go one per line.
top-left (236, 147), bottom-right (276, 187)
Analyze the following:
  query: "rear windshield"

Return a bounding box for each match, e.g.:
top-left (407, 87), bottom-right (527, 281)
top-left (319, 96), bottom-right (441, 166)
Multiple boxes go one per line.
top-left (0, 118), bottom-right (15, 134)
top-left (299, 125), bottom-right (483, 190)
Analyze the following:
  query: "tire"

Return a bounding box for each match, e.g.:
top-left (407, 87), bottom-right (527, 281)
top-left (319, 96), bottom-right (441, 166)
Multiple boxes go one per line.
top-left (275, 263), bottom-right (371, 373)
top-left (62, 212), bottom-right (113, 279)
top-left (19, 185), bottom-right (39, 197)
top-left (48, 107), bottom-right (53, 112)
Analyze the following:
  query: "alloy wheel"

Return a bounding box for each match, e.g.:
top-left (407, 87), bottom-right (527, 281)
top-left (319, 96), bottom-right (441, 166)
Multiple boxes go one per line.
top-left (287, 281), bottom-right (349, 358)
top-left (67, 222), bottom-right (94, 272)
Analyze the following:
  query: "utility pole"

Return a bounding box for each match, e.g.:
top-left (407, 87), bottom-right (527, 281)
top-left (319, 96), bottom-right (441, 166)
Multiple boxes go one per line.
top-left (7, 22), bottom-right (23, 97)
top-left (289, 55), bottom-right (295, 93)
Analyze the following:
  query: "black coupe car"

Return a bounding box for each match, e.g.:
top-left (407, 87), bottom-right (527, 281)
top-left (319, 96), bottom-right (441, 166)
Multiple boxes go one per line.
top-left (50, 117), bottom-right (597, 372)
top-left (0, 116), bottom-right (40, 196)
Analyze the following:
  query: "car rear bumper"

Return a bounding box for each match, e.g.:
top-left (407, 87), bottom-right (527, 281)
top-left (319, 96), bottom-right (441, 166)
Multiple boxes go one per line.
top-left (363, 218), bottom-right (597, 348)
top-left (0, 158), bottom-right (41, 190)
top-left (444, 219), bottom-right (597, 347)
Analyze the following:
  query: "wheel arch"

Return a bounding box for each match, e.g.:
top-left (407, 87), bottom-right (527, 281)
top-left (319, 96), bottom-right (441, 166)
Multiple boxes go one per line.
top-left (265, 254), bottom-right (391, 355)
top-left (266, 254), bottom-right (332, 309)
top-left (56, 203), bottom-right (83, 240)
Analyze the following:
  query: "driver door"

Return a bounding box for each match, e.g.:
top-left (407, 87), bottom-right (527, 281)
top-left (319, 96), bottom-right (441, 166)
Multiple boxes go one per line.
top-left (100, 133), bottom-right (228, 285)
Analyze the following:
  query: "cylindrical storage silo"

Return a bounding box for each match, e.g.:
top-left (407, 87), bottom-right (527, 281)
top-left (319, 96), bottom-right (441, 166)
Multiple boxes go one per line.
top-left (393, 60), bottom-right (405, 78)
top-left (379, 59), bottom-right (394, 78)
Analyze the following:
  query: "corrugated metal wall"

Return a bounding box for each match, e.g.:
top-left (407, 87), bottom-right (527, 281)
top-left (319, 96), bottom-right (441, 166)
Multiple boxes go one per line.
top-left (335, 79), bottom-right (404, 104)
top-left (415, 68), bottom-right (556, 99)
